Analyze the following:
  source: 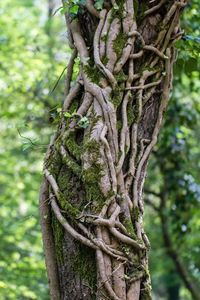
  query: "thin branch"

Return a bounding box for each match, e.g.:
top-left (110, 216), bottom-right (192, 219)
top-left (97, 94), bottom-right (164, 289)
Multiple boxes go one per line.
top-left (50, 193), bottom-right (98, 249)
top-left (39, 179), bottom-right (61, 300)
top-left (144, 189), bottom-right (161, 198)
top-left (143, 0), bottom-right (167, 17)
top-left (64, 48), bottom-right (77, 96)
top-left (86, 0), bottom-right (100, 18)
top-left (145, 198), bottom-right (160, 212)
top-left (50, 66), bottom-right (67, 94)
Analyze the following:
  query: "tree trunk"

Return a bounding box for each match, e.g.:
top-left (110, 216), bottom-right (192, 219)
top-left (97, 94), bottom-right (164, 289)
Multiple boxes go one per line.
top-left (40, 1), bottom-right (187, 299)
top-left (167, 278), bottom-right (180, 300)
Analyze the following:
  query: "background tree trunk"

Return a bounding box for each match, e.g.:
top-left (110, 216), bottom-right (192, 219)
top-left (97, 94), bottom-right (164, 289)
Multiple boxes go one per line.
top-left (160, 194), bottom-right (200, 300)
top-left (167, 276), bottom-right (180, 300)
top-left (40, 1), bottom-right (187, 299)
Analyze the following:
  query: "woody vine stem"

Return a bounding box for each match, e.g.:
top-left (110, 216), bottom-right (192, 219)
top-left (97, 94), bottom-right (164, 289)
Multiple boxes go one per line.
top-left (40, 1), bottom-right (187, 299)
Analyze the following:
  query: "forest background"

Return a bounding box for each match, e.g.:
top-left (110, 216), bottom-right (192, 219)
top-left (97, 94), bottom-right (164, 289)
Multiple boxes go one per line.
top-left (0, 0), bottom-right (200, 299)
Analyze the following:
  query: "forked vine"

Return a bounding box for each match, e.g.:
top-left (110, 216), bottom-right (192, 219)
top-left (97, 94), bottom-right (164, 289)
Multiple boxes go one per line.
top-left (40, 1), bottom-right (187, 299)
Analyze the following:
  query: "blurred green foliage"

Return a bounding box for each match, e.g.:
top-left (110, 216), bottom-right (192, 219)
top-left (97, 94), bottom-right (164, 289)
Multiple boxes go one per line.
top-left (0, 0), bottom-right (200, 299)
top-left (0, 0), bottom-right (69, 298)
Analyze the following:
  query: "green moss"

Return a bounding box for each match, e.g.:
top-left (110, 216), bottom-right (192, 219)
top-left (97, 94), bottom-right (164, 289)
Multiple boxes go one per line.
top-left (123, 219), bottom-right (137, 239)
top-left (140, 281), bottom-right (152, 300)
top-left (130, 103), bottom-right (141, 124)
top-left (69, 97), bottom-right (79, 114)
top-left (117, 120), bottom-right (122, 130)
top-left (83, 138), bottom-right (100, 154)
top-left (82, 139), bottom-right (107, 211)
top-left (61, 149), bottom-right (81, 178)
top-left (111, 0), bottom-right (124, 19)
top-left (132, 205), bottom-right (140, 222)
top-left (83, 163), bottom-right (103, 183)
top-left (57, 167), bottom-right (71, 191)
top-left (58, 192), bottom-right (80, 219)
top-left (144, 267), bottom-right (150, 278)
top-left (47, 150), bottom-right (62, 178)
top-left (133, 0), bottom-right (139, 17)
top-left (122, 215), bottom-right (146, 249)
top-left (82, 164), bottom-right (105, 210)
top-left (72, 244), bottom-right (96, 291)
top-left (121, 244), bottom-right (132, 256)
top-left (125, 145), bottom-right (130, 155)
top-left (127, 101), bottom-right (135, 126)
top-left (110, 70), bottom-right (128, 107)
top-left (101, 55), bottom-right (109, 65)
top-left (57, 164), bottom-right (87, 218)
top-left (88, 112), bottom-right (101, 130)
top-left (139, 3), bottom-right (148, 20)
top-left (64, 100), bottom-right (79, 129)
top-left (65, 132), bottom-right (81, 161)
top-left (101, 34), bottom-right (108, 43)
top-left (52, 214), bottom-right (64, 264)
top-left (115, 70), bottom-right (128, 82)
top-left (111, 85), bottom-right (123, 108)
top-left (56, 169), bottom-right (81, 218)
top-left (84, 63), bottom-right (102, 84)
top-left (113, 31), bottom-right (128, 59)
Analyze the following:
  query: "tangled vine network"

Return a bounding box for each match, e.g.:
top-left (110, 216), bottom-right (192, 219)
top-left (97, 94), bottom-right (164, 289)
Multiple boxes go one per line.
top-left (40, 1), bottom-right (187, 299)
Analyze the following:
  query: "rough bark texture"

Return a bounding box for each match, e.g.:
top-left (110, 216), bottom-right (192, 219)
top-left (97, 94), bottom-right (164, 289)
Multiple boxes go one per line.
top-left (40, 1), bottom-right (187, 299)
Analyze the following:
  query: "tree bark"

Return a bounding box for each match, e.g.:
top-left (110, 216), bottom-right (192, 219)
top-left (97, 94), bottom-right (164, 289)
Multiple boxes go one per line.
top-left (40, 1), bottom-right (187, 299)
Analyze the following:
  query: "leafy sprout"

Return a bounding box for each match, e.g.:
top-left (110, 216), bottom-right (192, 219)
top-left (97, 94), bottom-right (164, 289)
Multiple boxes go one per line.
top-left (78, 116), bottom-right (89, 128)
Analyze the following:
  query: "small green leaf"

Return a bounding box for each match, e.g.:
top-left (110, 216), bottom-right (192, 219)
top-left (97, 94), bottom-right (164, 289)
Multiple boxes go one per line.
top-left (64, 111), bottom-right (72, 118)
top-left (60, 6), bottom-right (68, 15)
top-left (69, 4), bottom-right (79, 14)
top-left (113, 3), bottom-right (119, 10)
top-left (57, 108), bottom-right (62, 113)
top-left (78, 116), bottom-right (89, 128)
top-left (94, 0), bottom-right (104, 10)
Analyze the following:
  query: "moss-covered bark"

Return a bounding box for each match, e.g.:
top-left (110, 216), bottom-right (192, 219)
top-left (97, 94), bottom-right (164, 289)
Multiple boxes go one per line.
top-left (40, 1), bottom-right (187, 299)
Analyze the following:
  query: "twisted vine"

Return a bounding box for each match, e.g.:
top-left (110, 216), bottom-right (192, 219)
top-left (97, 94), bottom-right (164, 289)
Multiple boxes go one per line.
top-left (40, 1), bottom-right (187, 299)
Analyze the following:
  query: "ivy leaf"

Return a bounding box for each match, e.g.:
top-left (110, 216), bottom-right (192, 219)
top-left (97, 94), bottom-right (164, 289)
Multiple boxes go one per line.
top-left (69, 4), bottom-right (79, 14)
top-left (60, 6), bottom-right (68, 15)
top-left (64, 110), bottom-right (76, 119)
top-left (64, 111), bottom-right (72, 118)
top-left (94, 0), bottom-right (104, 10)
top-left (78, 117), bottom-right (89, 128)
top-left (57, 107), bottom-right (62, 113)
